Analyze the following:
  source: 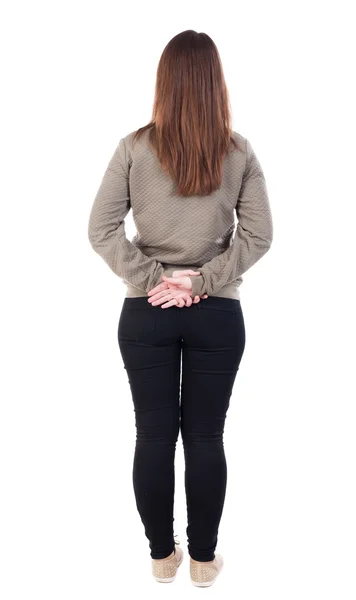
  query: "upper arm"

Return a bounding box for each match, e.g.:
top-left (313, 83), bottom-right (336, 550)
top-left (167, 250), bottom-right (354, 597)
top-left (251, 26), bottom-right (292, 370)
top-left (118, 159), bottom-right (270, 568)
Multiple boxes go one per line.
top-left (88, 137), bottom-right (131, 245)
top-left (236, 138), bottom-right (273, 245)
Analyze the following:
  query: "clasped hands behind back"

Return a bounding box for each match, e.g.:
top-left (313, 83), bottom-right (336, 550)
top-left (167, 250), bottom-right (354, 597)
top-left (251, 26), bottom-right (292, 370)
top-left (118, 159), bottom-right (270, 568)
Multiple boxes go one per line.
top-left (147, 269), bottom-right (208, 309)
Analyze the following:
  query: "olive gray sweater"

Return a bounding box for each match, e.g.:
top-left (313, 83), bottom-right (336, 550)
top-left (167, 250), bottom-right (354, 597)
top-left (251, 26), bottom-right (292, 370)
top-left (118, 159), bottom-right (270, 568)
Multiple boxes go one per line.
top-left (88, 129), bottom-right (273, 299)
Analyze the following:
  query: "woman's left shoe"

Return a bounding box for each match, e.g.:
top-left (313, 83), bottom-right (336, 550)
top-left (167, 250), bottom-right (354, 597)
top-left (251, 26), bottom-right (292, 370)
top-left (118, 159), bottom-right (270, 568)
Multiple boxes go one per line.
top-left (152, 542), bottom-right (184, 583)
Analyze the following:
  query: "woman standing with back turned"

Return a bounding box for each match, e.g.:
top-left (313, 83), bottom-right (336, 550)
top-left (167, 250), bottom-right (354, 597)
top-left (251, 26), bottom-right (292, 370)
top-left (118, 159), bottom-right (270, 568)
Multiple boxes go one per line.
top-left (88, 29), bottom-right (273, 587)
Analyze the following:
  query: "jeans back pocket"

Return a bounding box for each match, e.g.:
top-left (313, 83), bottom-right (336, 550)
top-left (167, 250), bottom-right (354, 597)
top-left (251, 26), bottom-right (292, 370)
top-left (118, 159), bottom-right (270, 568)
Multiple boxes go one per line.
top-left (198, 297), bottom-right (239, 314)
top-left (118, 307), bottom-right (156, 342)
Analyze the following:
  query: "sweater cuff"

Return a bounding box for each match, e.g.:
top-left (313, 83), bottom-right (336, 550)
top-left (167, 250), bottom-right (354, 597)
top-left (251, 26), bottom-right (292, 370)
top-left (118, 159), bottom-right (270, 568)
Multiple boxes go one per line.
top-left (189, 275), bottom-right (205, 297)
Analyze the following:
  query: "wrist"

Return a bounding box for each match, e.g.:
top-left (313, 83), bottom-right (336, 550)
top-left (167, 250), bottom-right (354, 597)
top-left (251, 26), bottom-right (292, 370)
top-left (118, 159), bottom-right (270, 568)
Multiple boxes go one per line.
top-left (189, 275), bottom-right (205, 297)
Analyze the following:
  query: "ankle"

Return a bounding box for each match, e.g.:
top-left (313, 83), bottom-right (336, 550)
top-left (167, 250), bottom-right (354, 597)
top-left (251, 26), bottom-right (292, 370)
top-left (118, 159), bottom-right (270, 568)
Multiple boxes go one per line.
top-left (154, 550), bottom-right (175, 562)
top-left (190, 557), bottom-right (215, 564)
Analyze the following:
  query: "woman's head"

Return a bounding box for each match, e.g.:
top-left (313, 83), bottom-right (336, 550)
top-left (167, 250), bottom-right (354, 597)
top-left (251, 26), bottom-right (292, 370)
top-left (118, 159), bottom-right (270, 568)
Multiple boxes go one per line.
top-left (133, 30), bottom-right (239, 197)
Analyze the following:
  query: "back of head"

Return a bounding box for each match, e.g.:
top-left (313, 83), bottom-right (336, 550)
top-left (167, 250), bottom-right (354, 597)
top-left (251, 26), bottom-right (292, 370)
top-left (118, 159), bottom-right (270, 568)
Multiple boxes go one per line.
top-left (133, 30), bottom-right (240, 197)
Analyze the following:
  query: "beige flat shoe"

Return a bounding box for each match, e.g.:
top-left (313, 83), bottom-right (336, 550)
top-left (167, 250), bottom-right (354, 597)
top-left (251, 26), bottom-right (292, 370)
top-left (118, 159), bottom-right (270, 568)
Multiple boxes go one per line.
top-left (152, 540), bottom-right (184, 583)
top-left (190, 554), bottom-right (224, 587)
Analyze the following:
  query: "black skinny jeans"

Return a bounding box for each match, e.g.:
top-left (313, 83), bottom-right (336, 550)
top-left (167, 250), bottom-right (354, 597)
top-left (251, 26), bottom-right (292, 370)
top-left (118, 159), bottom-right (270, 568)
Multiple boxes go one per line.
top-left (117, 295), bottom-right (246, 561)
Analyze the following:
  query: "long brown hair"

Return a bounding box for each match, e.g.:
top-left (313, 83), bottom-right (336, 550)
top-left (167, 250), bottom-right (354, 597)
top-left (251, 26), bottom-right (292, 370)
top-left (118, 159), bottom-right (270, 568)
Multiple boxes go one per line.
top-left (132, 30), bottom-right (240, 197)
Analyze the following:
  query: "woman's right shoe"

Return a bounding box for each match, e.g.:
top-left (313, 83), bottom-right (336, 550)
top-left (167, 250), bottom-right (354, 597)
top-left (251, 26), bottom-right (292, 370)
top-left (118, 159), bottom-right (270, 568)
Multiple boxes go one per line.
top-left (190, 554), bottom-right (224, 587)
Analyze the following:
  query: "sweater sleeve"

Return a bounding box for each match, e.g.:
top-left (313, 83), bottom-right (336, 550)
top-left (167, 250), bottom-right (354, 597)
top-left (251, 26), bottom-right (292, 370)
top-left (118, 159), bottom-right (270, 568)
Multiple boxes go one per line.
top-left (88, 137), bottom-right (165, 292)
top-left (189, 138), bottom-right (273, 297)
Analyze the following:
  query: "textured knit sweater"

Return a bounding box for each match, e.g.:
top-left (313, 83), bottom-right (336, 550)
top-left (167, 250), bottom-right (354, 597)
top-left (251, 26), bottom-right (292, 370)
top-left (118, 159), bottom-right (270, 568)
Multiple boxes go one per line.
top-left (88, 128), bottom-right (273, 300)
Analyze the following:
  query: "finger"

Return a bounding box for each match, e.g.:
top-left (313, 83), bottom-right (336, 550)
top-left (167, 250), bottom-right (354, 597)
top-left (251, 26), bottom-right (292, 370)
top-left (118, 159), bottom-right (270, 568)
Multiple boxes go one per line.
top-left (161, 298), bottom-right (180, 309)
top-left (172, 269), bottom-right (200, 277)
top-left (162, 276), bottom-right (184, 285)
top-left (150, 293), bottom-right (174, 306)
top-left (172, 270), bottom-right (189, 277)
top-left (147, 281), bottom-right (168, 296)
top-left (174, 297), bottom-right (184, 308)
top-left (185, 296), bottom-right (193, 307)
top-left (148, 289), bottom-right (174, 303)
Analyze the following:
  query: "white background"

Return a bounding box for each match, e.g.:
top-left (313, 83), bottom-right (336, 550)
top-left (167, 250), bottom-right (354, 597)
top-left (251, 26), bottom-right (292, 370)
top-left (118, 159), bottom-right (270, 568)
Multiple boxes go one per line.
top-left (1, 1), bottom-right (355, 598)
